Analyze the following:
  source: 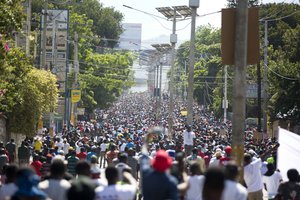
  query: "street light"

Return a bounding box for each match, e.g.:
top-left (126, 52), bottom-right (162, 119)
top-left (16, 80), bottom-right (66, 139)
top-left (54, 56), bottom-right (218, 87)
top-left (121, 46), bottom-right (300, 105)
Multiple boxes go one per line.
top-left (156, 5), bottom-right (193, 137)
top-left (151, 44), bottom-right (172, 122)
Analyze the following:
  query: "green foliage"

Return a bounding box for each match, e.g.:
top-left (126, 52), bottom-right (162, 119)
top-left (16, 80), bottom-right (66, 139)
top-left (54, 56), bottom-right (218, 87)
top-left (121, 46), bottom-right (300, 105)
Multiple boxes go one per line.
top-left (0, 0), bottom-right (25, 35)
top-left (78, 51), bottom-right (134, 113)
top-left (70, 0), bottom-right (123, 48)
top-left (227, 0), bottom-right (260, 8)
top-left (260, 3), bottom-right (300, 121)
top-left (176, 25), bottom-right (222, 108)
top-left (0, 48), bottom-right (58, 136)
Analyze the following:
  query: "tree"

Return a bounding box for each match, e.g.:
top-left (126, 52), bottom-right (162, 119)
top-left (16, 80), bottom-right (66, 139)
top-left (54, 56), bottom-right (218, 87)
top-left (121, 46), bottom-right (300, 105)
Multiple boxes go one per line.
top-left (260, 3), bottom-right (300, 122)
top-left (227, 0), bottom-right (260, 8)
top-left (176, 25), bottom-right (222, 107)
top-left (77, 51), bottom-right (134, 113)
top-left (0, 48), bottom-right (58, 136)
top-left (70, 0), bottom-right (124, 48)
top-left (0, 0), bottom-right (25, 35)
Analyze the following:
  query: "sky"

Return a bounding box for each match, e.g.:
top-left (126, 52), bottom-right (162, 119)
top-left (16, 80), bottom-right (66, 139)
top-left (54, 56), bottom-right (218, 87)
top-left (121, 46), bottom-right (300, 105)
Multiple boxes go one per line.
top-left (100, 0), bottom-right (297, 46)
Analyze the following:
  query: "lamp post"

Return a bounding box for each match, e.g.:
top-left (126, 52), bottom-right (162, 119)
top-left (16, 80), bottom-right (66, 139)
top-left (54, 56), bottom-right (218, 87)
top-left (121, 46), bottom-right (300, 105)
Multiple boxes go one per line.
top-left (151, 44), bottom-right (172, 122)
top-left (186, 0), bottom-right (199, 126)
top-left (156, 5), bottom-right (193, 137)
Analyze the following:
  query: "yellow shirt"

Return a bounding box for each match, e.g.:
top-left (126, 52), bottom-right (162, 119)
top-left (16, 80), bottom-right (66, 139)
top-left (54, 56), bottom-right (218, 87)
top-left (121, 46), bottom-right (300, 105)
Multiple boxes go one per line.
top-left (34, 140), bottom-right (42, 151)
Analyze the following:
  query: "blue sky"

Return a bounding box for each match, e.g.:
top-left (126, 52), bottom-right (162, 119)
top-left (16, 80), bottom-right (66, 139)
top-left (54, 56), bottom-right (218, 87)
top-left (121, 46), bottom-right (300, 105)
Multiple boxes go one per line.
top-left (101, 0), bottom-right (297, 43)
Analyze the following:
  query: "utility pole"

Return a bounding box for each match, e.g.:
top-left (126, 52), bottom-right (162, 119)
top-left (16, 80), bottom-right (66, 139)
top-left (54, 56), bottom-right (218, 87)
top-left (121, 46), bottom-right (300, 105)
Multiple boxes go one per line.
top-left (26, 0), bottom-right (32, 56)
top-left (184, 60), bottom-right (187, 101)
top-left (187, 0), bottom-right (199, 125)
top-left (72, 32), bottom-right (79, 125)
top-left (232, 0), bottom-right (248, 170)
top-left (159, 59), bottom-right (163, 108)
top-left (224, 65), bottom-right (228, 123)
top-left (168, 9), bottom-right (177, 138)
top-left (257, 62), bottom-right (262, 132)
top-left (41, 0), bottom-right (48, 69)
top-left (263, 21), bottom-right (268, 134)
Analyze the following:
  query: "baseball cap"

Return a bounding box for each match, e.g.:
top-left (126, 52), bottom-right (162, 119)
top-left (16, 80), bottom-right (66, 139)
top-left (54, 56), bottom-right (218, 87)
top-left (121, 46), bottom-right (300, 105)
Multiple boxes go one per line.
top-left (225, 146), bottom-right (232, 154)
top-left (151, 150), bottom-right (172, 172)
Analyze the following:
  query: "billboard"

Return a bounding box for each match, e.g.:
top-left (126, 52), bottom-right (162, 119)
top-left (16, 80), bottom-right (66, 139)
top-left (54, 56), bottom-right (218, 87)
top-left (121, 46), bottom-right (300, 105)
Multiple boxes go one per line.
top-left (41, 9), bottom-right (68, 93)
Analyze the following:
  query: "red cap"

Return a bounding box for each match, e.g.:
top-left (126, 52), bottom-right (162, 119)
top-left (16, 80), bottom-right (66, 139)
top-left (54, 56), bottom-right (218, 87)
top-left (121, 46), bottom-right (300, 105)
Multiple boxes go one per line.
top-left (152, 150), bottom-right (172, 172)
top-left (225, 146), bottom-right (232, 154)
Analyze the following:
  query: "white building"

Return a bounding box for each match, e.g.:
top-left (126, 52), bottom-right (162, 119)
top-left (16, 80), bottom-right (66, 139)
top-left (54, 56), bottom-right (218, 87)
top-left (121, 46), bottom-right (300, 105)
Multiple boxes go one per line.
top-left (116, 23), bottom-right (142, 50)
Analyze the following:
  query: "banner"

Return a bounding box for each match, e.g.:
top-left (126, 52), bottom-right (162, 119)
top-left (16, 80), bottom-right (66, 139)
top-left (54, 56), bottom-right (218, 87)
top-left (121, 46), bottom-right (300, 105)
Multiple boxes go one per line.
top-left (181, 110), bottom-right (187, 116)
top-left (71, 89), bottom-right (81, 103)
top-left (278, 128), bottom-right (300, 181)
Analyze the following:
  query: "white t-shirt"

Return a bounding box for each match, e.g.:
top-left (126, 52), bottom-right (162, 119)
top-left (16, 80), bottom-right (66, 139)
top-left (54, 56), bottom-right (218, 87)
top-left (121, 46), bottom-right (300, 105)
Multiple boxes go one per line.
top-left (100, 143), bottom-right (107, 152)
top-left (95, 184), bottom-right (136, 200)
top-left (244, 158), bottom-right (263, 193)
top-left (185, 175), bottom-right (247, 200)
top-left (222, 180), bottom-right (248, 200)
top-left (0, 183), bottom-right (18, 200)
top-left (63, 142), bottom-right (70, 154)
top-left (38, 179), bottom-right (71, 200)
top-left (55, 141), bottom-right (64, 151)
top-left (120, 143), bottom-right (127, 152)
top-left (263, 171), bottom-right (282, 198)
top-left (183, 131), bottom-right (195, 146)
top-left (186, 175), bottom-right (205, 200)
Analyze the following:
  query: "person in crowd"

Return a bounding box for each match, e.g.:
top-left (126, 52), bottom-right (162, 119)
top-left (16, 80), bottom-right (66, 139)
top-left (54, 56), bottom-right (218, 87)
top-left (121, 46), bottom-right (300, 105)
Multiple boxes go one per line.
top-left (0, 148), bottom-right (8, 174)
top-left (186, 148), bottom-right (206, 173)
top-left (0, 164), bottom-right (18, 200)
top-left (127, 148), bottom-right (138, 179)
top-left (220, 146), bottom-right (232, 166)
top-left (11, 167), bottom-right (50, 200)
top-left (183, 125), bottom-right (195, 157)
top-left (209, 151), bottom-right (222, 167)
top-left (6, 139), bottom-right (16, 163)
top-left (67, 176), bottom-right (96, 200)
top-left (202, 167), bottom-right (226, 200)
top-left (184, 161), bottom-right (203, 200)
top-left (106, 144), bottom-right (118, 166)
top-left (244, 144), bottom-right (279, 200)
top-left (76, 147), bottom-right (87, 160)
top-left (30, 154), bottom-right (42, 177)
top-left (75, 160), bottom-right (91, 177)
top-left (94, 166), bottom-right (137, 200)
top-left (141, 150), bottom-right (178, 200)
top-left (18, 141), bottom-right (30, 167)
top-left (66, 150), bottom-right (79, 177)
top-left (99, 140), bottom-right (107, 168)
top-left (262, 163), bottom-right (283, 199)
top-left (115, 153), bottom-right (132, 182)
top-left (276, 168), bottom-right (300, 200)
top-left (40, 154), bottom-right (52, 180)
top-left (38, 158), bottom-right (71, 200)
top-left (33, 138), bottom-right (43, 153)
top-left (223, 162), bottom-right (248, 200)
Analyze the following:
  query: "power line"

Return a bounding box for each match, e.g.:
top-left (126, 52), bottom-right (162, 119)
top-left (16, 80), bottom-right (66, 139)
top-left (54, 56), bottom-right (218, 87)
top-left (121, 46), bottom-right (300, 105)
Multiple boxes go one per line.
top-left (262, 9), bottom-right (300, 22)
top-left (265, 64), bottom-right (299, 81)
top-left (260, 0), bottom-right (296, 20)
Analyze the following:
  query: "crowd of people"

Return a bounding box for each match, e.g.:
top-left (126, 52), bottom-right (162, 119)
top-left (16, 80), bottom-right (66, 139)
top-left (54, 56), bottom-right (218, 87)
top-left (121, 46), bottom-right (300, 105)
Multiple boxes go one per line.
top-left (0, 92), bottom-right (299, 200)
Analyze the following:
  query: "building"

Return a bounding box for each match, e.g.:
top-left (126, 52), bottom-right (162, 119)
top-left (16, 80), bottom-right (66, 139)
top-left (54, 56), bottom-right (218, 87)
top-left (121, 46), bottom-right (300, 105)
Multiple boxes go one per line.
top-left (116, 23), bottom-right (142, 50)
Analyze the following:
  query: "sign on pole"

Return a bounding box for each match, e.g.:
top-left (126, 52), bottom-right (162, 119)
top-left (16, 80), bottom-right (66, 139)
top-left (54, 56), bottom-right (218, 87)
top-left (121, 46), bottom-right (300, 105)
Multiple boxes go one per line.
top-left (221, 7), bottom-right (260, 65)
top-left (71, 89), bottom-right (81, 103)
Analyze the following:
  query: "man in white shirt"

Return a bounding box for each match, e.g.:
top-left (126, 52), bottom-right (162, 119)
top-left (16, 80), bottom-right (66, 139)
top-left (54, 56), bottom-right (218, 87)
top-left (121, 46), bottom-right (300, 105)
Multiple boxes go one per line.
top-left (99, 141), bottom-right (107, 168)
top-left (183, 125), bottom-right (195, 156)
top-left (243, 154), bottom-right (264, 200)
top-left (223, 162), bottom-right (248, 200)
top-left (38, 158), bottom-right (71, 200)
top-left (95, 166), bottom-right (136, 200)
top-left (63, 139), bottom-right (70, 155)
